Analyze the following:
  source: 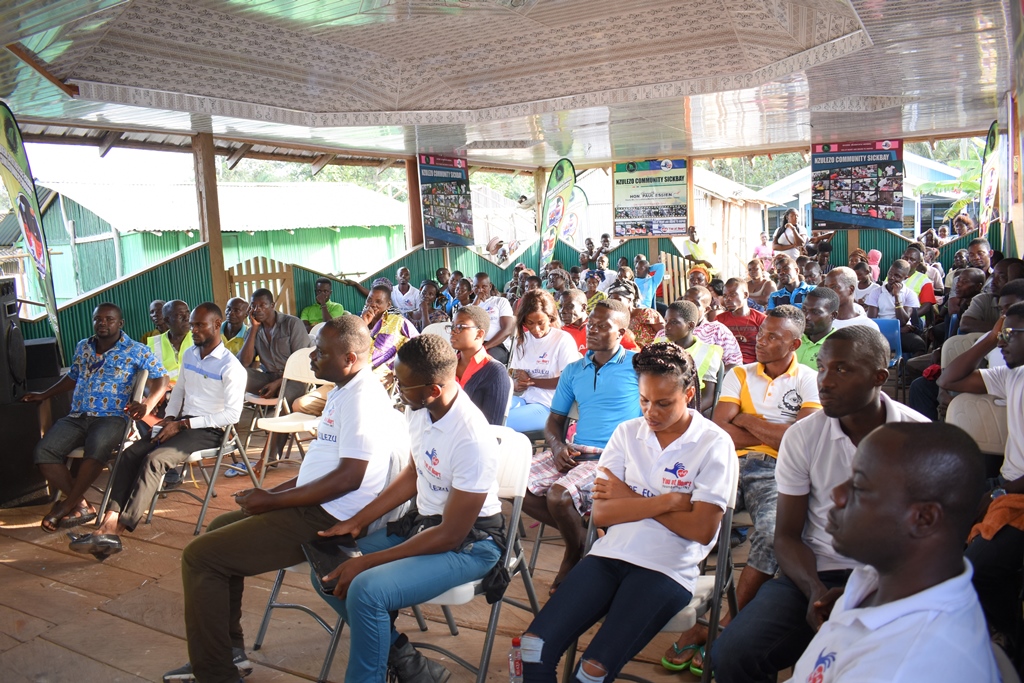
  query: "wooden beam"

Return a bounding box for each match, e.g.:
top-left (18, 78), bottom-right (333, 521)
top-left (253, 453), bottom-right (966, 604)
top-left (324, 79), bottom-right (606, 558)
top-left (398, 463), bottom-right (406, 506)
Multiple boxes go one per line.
top-left (405, 158), bottom-right (423, 248)
top-left (98, 130), bottom-right (121, 158)
top-left (226, 143), bottom-right (252, 170)
top-left (311, 153), bottom-right (336, 176)
top-left (375, 158), bottom-right (397, 175)
top-left (192, 133), bottom-right (229, 307)
top-left (5, 43), bottom-right (79, 98)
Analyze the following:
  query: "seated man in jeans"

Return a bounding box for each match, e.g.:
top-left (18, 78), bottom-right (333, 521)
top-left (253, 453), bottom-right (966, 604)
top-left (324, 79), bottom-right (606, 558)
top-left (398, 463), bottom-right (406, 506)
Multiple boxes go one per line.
top-left (524, 299), bottom-right (642, 593)
top-left (665, 305), bottom-right (820, 673)
top-left (21, 303), bottom-right (168, 533)
top-left (315, 334), bottom-right (504, 683)
top-left (166, 315), bottom-right (409, 683)
top-left (711, 326), bottom-right (927, 682)
top-left (71, 303), bottom-right (246, 559)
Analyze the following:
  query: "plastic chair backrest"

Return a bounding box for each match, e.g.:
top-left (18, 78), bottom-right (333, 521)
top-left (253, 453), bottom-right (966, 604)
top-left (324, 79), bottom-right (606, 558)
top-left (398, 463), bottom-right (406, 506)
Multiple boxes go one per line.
top-left (308, 322), bottom-right (325, 344)
top-left (940, 332), bottom-right (983, 368)
top-left (490, 425), bottom-right (531, 499)
top-left (421, 322), bottom-right (451, 339)
top-left (873, 318), bottom-right (902, 366)
top-left (131, 368), bottom-right (149, 403)
top-left (947, 393), bottom-right (1009, 456)
top-left (712, 360), bottom-right (726, 407)
top-left (994, 643), bottom-right (1021, 683)
top-left (282, 347), bottom-right (324, 386)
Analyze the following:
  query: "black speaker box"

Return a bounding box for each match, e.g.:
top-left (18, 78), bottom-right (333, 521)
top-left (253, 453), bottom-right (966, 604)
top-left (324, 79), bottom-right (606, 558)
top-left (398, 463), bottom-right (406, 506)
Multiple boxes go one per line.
top-left (0, 277), bottom-right (27, 404)
top-left (25, 337), bottom-right (61, 379)
top-left (0, 400), bottom-right (59, 507)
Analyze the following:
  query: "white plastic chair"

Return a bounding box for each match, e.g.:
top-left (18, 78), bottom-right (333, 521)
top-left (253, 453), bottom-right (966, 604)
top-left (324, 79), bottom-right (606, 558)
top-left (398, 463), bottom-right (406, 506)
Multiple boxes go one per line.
top-left (421, 322), bottom-right (451, 339)
top-left (242, 347), bottom-right (316, 453)
top-left (254, 347), bottom-right (330, 483)
top-left (947, 393), bottom-right (1009, 456)
top-left (940, 332), bottom-right (983, 368)
top-left (145, 424), bottom-right (258, 535)
top-left (308, 322), bottom-right (326, 345)
top-left (411, 426), bottom-right (538, 683)
top-left (65, 369), bottom-right (148, 521)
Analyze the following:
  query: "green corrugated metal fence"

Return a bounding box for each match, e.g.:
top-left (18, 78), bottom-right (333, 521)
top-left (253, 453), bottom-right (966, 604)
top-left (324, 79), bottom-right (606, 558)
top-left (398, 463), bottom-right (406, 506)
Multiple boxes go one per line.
top-left (22, 245), bottom-right (214, 366)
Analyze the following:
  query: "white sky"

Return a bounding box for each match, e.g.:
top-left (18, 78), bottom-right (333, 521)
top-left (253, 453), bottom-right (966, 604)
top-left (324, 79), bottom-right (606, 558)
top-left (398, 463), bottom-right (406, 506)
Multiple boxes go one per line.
top-left (25, 143), bottom-right (195, 186)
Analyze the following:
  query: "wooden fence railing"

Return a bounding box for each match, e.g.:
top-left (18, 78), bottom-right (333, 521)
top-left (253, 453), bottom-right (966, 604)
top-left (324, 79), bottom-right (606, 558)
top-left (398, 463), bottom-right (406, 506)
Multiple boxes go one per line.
top-left (227, 257), bottom-right (295, 315)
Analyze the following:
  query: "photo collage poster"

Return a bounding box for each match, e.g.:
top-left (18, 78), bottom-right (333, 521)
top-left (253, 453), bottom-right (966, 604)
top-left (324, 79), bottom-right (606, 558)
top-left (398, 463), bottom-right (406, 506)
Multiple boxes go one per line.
top-left (811, 140), bottom-right (904, 231)
top-left (612, 159), bottom-right (688, 238)
top-left (418, 154), bottom-right (474, 250)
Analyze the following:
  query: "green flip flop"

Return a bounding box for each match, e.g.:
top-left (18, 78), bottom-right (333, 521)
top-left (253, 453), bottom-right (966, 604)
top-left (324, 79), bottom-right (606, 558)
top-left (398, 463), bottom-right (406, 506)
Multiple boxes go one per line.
top-left (689, 646), bottom-right (706, 677)
top-left (661, 643), bottom-right (701, 672)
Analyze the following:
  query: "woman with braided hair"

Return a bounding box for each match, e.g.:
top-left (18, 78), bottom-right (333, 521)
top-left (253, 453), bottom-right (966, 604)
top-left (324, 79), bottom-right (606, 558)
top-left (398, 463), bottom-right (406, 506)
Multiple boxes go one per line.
top-left (518, 342), bottom-right (737, 683)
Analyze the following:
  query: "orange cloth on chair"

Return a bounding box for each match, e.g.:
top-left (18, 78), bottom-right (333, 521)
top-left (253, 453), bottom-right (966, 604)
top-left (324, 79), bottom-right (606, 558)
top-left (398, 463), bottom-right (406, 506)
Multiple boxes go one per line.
top-left (968, 494), bottom-right (1024, 543)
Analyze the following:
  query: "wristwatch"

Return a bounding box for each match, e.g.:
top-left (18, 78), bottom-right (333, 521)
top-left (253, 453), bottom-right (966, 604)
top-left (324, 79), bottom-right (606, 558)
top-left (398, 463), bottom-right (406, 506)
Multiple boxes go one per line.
top-left (991, 487), bottom-right (1007, 500)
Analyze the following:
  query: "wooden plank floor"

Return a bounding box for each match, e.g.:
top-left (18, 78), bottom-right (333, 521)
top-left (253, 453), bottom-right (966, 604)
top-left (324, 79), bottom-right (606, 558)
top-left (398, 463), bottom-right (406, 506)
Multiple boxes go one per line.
top-left (0, 436), bottom-right (724, 683)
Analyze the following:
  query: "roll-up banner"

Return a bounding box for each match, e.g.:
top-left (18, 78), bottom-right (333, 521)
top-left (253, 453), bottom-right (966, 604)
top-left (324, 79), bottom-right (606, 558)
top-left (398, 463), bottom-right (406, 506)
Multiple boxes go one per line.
top-left (540, 158), bottom-right (575, 268)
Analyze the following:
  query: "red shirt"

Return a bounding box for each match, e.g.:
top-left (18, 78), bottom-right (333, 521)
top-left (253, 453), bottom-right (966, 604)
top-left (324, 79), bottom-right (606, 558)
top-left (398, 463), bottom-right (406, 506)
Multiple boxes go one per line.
top-left (563, 323), bottom-right (588, 354)
top-left (456, 349), bottom-right (490, 388)
top-left (716, 308), bottom-right (766, 364)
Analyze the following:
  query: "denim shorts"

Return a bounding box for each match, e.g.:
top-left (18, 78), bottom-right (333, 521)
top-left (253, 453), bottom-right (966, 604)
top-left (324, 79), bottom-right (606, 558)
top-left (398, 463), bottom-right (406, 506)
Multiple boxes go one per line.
top-left (736, 454), bottom-right (779, 576)
top-left (33, 414), bottom-right (127, 465)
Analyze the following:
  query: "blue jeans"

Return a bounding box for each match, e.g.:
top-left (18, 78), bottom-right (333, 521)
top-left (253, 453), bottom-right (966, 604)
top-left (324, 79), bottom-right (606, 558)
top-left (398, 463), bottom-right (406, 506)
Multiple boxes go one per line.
top-left (315, 528), bottom-right (501, 683)
top-left (506, 396), bottom-right (551, 432)
top-left (737, 455), bottom-right (779, 575)
top-left (521, 556), bottom-right (692, 682)
top-left (32, 414), bottom-right (127, 464)
top-left (711, 570), bottom-right (851, 683)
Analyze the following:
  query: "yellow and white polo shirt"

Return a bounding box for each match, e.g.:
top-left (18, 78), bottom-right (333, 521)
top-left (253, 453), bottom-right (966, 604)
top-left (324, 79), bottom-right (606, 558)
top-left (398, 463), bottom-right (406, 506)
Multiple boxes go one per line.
top-left (718, 356), bottom-right (821, 458)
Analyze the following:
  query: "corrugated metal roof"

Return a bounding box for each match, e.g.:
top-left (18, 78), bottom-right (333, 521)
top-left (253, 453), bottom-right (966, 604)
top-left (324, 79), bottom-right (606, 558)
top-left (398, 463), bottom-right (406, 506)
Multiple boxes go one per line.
top-left (692, 167), bottom-right (777, 206)
top-left (37, 181), bottom-right (408, 233)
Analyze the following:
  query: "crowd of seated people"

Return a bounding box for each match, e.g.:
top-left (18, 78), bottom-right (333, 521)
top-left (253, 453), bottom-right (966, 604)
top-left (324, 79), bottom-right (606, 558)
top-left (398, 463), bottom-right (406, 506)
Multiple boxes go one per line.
top-left (19, 227), bottom-right (1024, 683)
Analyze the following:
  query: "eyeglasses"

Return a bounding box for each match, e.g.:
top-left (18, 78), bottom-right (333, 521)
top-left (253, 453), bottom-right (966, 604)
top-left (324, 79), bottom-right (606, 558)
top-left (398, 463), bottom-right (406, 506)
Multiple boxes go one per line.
top-left (997, 328), bottom-right (1023, 343)
top-left (445, 324), bottom-right (479, 334)
top-left (396, 381), bottom-right (435, 393)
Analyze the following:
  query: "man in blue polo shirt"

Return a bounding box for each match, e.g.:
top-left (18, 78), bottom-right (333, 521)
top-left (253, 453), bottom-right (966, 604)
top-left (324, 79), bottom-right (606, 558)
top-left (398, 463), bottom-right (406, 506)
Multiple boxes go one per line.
top-left (767, 257), bottom-right (813, 309)
top-left (523, 298), bottom-right (642, 593)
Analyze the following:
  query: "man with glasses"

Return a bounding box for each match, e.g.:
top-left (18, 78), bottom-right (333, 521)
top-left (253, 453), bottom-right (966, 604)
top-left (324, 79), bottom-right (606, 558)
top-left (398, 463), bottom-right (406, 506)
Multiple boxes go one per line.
top-left (449, 305), bottom-right (512, 425)
top-left (939, 302), bottom-right (1024, 653)
top-left (523, 299), bottom-right (642, 593)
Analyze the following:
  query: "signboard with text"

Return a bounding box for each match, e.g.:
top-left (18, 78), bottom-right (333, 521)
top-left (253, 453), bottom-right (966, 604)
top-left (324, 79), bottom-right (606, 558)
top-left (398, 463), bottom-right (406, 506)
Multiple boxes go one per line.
top-left (419, 154), bottom-right (474, 249)
top-left (811, 140), bottom-right (903, 231)
top-left (612, 159), bottom-right (688, 238)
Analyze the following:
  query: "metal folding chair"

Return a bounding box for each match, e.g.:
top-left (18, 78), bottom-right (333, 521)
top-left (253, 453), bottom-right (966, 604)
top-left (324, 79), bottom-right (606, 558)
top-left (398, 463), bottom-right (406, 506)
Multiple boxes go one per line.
top-left (64, 369), bottom-right (148, 521)
top-left (145, 424), bottom-right (258, 535)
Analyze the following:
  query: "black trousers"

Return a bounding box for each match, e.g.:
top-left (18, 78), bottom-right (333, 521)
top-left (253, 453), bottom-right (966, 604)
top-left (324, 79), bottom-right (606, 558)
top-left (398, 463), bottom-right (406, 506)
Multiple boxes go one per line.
top-left (966, 524), bottom-right (1024, 650)
top-left (106, 426), bottom-right (223, 530)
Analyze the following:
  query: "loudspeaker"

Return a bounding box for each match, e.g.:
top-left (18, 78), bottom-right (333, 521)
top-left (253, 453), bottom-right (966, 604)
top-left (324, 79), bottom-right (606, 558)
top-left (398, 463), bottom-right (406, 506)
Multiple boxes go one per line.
top-left (25, 337), bottom-right (61, 380)
top-left (0, 400), bottom-right (56, 507)
top-left (0, 277), bottom-right (26, 404)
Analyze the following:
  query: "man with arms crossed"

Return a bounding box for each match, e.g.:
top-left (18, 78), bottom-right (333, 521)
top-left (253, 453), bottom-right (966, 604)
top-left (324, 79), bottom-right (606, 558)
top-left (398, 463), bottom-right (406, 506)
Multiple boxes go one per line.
top-left (166, 316), bottom-right (409, 683)
top-left (711, 326), bottom-right (927, 682)
top-left (790, 423), bottom-right (998, 682)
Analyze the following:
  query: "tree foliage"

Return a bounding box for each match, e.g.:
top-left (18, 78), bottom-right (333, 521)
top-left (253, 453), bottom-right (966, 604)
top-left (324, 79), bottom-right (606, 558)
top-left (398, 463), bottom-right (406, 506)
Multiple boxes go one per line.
top-left (695, 153), bottom-right (806, 190)
top-left (915, 138), bottom-right (985, 220)
top-left (217, 158), bottom-right (409, 202)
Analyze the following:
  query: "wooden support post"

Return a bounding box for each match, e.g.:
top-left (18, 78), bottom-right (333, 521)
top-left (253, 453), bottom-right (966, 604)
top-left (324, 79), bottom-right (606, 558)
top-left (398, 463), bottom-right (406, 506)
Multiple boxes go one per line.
top-left (534, 168), bottom-right (546, 270)
top-left (192, 132), bottom-right (229, 307)
top-left (98, 130), bottom-right (122, 158)
top-left (311, 153), bottom-right (336, 176)
top-left (848, 229), bottom-right (860, 256)
top-left (405, 158), bottom-right (423, 248)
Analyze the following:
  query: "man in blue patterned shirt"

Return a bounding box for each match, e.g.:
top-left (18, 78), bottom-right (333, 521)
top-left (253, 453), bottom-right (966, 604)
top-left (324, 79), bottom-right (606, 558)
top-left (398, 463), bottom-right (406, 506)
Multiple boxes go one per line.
top-left (21, 303), bottom-right (170, 533)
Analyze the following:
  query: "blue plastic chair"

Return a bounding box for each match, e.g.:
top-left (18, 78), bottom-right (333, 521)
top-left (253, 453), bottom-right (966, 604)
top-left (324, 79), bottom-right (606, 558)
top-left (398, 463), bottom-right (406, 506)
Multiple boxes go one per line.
top-left (873, 318), bottom-right (906, 402)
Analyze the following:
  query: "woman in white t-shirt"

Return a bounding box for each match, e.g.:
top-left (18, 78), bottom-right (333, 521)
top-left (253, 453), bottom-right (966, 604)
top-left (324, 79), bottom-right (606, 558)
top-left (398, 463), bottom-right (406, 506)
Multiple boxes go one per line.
top-left (507, 289), bottom-right (581, 432)
top-left (852, 261), bottom-right (881, 306)
top-left (773, 208), bottom-right (805, 259)
top-left (519, 343), bottom-right (736, 681)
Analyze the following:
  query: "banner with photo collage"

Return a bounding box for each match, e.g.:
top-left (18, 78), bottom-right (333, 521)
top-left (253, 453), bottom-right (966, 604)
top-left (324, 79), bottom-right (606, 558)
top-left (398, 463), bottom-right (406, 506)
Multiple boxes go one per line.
top-left (541, 158), bottom-right (575, 269)
top-left (418, 154), bottom-right (474, 250)
top-left (612, 159), bottom-right (688, 238)
top-left (0, 103), bottom-right (60, 345)
top-left (811, 140), bottom-right (904, 231)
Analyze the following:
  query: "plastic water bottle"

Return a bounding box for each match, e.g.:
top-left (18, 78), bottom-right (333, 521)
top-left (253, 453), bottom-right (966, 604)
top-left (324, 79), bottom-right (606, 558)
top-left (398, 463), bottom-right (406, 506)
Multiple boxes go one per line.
top-left (509, 636), bottom-right (523, 682)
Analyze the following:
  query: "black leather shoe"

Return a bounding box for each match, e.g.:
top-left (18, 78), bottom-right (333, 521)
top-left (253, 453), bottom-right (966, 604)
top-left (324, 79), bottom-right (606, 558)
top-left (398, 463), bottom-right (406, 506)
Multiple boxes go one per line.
top-left (388, 634), bottom-right (451, 683)
top-left (68, 532), bottom-right (123, 558)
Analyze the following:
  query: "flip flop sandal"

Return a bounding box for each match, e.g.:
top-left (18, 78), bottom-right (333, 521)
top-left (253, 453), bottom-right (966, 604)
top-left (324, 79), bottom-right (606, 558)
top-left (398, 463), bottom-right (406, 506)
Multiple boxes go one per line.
top-left (661, 643), bottom-right (702, 672)
top-left (689, 646), bottom-right (706, 677)
top-left (41, 512), bottom-right (62, 533)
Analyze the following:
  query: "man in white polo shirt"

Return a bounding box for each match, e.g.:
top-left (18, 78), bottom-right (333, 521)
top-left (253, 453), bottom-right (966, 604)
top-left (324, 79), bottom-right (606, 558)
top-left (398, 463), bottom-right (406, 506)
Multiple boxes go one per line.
top-left (666, 305), bottom-right (820, 672)
top-left (71, 302), bottom-right (245, 559)
top-left (315, 334), bottom-right (503, 683)
top-left (940, 301), bottom-right (1024, 652)
top-left (790, 423), bottom-right (998, 682)
top-left (472, 272), bottom-right (516, 364)
top-left (712, 326), bottom-right (928, 682)
top-left (164, 315), bottom-right (409, 683)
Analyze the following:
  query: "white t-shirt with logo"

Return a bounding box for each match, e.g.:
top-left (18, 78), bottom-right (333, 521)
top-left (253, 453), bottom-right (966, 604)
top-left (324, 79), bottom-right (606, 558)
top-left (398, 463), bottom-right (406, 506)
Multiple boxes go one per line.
top-left (477, 295), bottom-right (514, 342)
top-left (406, 389), bottom-right (502, 517)
top-left (588, 414), bottom-right (737, 592)
top-left (853, 282), bottom-right (881, 306)
top-left (775, 392), bottom-right (928, 572)
top-left (510, 328), bottom-right (581, 407)
top-left (865, 284), bottom-right (920, 319)
top-left (791, 561), bottom-right (998, 683)
top-left (296, 367), bottom-right (409, 521)
top-left (981, 364), bottom-right (1024, 481)
top-left (391, 285), bottom-right (422, 314)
